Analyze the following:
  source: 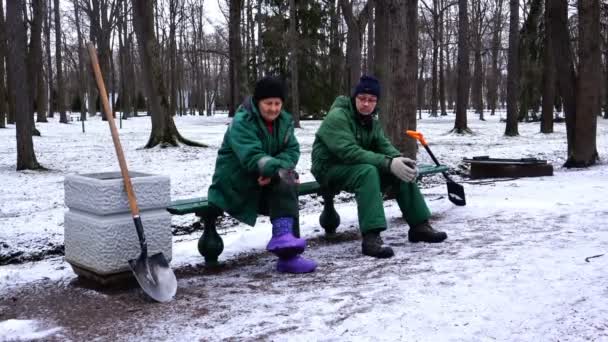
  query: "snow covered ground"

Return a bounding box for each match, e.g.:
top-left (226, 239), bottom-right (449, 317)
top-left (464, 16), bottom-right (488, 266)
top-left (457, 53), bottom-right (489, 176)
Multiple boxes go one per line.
top-left (1, 111), bottom-right (607, 341)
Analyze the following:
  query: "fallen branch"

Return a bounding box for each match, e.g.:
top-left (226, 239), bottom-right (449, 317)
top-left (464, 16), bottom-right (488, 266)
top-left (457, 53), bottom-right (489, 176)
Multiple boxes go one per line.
top-left (585, 254), bottom-right (605, 262)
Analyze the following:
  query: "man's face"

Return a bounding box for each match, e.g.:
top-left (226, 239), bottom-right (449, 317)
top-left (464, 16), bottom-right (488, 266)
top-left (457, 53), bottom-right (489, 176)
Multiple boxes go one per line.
top-left (258, 98), bottom-right (283, 122)
top-left (355, 93), bottom-right (378, 115)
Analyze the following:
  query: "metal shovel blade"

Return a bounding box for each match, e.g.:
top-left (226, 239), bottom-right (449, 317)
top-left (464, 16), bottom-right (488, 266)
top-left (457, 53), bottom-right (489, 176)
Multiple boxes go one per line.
top-left (447, 180), bottom-right (466, 206)
top-left (128, 252), bottom-right (177, 303)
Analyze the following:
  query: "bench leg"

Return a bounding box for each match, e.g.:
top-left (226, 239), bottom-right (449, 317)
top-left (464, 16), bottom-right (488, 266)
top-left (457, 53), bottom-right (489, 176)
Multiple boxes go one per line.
top-left (197, 213), bottom-right (224, 267)
top-left (319, 193), bottom-right (340, 236)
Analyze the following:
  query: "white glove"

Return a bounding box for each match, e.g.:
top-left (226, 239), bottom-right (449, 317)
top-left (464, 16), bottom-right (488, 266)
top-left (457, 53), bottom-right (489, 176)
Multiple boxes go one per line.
top-left (389, 157), bottom-right (418, 182)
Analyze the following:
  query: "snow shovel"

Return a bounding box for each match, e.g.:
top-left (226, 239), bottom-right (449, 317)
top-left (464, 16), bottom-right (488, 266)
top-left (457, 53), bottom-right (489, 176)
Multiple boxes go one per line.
top-left (406, 130), bottom-right (466, 206)
top-left (88, 44), bottom-right (177, 302)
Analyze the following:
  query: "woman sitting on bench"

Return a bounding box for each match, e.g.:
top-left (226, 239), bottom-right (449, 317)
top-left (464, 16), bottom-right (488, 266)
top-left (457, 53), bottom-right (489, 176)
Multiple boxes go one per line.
top-left (207, 76), bottom-right (317, 274)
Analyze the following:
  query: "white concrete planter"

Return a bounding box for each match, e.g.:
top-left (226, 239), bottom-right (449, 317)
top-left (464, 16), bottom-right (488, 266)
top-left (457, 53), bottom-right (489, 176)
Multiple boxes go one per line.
top-left (64, 172), bottom-right (172, 284)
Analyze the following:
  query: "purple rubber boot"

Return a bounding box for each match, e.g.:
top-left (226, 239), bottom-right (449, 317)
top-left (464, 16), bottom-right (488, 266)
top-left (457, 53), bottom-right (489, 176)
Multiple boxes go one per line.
top-left (276, 255), bottom-right (317, 274)
top-left (266, 217), bottom-right (306, 258)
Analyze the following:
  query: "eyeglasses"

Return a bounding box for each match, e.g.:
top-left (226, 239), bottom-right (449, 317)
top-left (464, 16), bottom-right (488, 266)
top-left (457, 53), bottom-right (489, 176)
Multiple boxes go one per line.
top-left (356, 95), bottom-right (378, 104)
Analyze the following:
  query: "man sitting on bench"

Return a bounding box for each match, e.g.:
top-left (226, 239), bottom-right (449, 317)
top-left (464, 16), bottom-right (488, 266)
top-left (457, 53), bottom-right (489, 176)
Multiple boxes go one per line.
top-left (311, 75), bottom-right (447, 259)
top-left (207, 76), bottom-right (317, 274)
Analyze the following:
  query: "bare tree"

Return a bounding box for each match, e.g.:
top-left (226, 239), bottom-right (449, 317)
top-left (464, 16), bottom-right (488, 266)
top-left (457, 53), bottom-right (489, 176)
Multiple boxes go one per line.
top-left (438, 0), bottom-right (448, 116)
top-left (340, 0), bottom-right (370, 92)
top-left (471, 0), bottom-right (486, 119)
top-left (453, 0), bottom-right (470, 133)
top-left (0, 2), bottom-right (6, 128)
top-left (228, 0), bottom-right (243, 117)
top-left (487, 0), bottom-right (503, 116)
top-left (375, 0), bottom-right (389, 114)
top-left (541, 0), bottom-right (555, 133)
top-left (504, 0), bottom-right (519, 136)
top-left (289, 0), bottom-right (300, 127)
top-left (548, 0), bottom-right (577, 157)
top-left (132, 0), bottom-right (206, 148)
top-left (329, 0), bottom-right (343, 96)
top-left (73, 0), bottom-right (88, 121)
top-left (31, 0), bottom-right (47, 123)
top-left (168, 0), bottom-right (180, 116)
top-left (568, 0), bottom-right (600, 166)
top-left (7, 0), bottom-right (43, 170)
top-left (365, 1), bottom-right (374, 73)
top-left (382, 0), bottom-right (418, 157)
top-left (45, 0), bottom-right (54, 119)
top-left (420, 0), bottom-right (440, 116)
top-left (54, 0), bottom-right (68, 123)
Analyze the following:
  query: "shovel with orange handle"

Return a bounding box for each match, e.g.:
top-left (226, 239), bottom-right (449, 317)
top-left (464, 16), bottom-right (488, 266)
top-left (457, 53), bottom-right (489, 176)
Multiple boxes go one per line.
top-left (406, 130), bottom-right (466, 206)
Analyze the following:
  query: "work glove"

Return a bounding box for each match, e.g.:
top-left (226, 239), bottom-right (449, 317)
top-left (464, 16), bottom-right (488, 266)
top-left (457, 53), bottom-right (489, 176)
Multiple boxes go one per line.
top-left (388, 157), bottom-right (418, 183)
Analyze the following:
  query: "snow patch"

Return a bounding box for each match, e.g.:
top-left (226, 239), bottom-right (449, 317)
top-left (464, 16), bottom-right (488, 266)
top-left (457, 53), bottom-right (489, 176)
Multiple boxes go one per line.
top-left (0, 319), bottom-right (62, 341)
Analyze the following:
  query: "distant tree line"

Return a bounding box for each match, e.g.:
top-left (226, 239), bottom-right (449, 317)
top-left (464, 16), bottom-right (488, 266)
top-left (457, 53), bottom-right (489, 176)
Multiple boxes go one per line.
top-left (1, 0), bottom-right (605, 169)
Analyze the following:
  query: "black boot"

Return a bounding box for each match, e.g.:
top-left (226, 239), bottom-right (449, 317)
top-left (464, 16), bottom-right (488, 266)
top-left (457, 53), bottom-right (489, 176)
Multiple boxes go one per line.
top-left (362, 230), bottom-right (394, 258)
top-left (408, 221), bottom-right (447, 243)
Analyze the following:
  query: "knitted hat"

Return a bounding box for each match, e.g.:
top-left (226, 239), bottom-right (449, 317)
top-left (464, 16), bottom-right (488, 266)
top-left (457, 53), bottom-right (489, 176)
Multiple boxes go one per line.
top-left (253, 76), bottom-right (286, 103)
top-left (352, 75), bottom-right (381, 99)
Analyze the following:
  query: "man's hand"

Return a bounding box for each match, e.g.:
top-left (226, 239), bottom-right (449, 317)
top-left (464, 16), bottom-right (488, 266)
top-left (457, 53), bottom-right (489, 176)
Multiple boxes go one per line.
top-left (389, 157), bottom-right (418, 182)
top-left (257, 176), bottom-right (272, 186)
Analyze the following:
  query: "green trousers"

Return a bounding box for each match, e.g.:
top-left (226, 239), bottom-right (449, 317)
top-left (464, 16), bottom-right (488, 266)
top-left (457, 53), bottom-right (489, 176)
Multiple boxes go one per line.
top-left (320, 164), bottom-right (431, 233)
top-left (211, 170), bottom-right (301, 235)
top-left (257, 171), bottom-right (300, 236)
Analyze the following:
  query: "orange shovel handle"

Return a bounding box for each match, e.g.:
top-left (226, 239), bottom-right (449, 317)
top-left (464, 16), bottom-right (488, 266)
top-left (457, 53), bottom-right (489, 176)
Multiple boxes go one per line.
top-left (405, 130), bottom-right (428, 146)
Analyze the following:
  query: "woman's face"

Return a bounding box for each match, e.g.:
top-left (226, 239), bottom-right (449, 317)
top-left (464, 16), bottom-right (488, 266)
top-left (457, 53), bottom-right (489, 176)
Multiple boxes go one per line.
top-left (258, 98), bottom-right (283, 122)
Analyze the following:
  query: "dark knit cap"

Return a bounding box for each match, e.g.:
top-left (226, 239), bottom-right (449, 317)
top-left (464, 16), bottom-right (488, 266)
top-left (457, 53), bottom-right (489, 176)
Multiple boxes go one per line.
top-left (253, 76), bottom-right (286, 103)
top-left (352, 75), bottom-right (381, 99)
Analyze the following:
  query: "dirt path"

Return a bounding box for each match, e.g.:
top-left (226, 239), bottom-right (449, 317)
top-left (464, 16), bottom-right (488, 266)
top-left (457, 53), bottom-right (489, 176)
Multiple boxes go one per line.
top-left (2, 181), bottom-right (608, 341)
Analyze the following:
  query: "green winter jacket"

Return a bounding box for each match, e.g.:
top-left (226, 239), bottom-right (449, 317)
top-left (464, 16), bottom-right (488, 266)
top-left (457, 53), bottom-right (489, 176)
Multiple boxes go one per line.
top-left (208, 97), bottom-right (300, 226)
top-left (311, 96), bottom-right (401, 183)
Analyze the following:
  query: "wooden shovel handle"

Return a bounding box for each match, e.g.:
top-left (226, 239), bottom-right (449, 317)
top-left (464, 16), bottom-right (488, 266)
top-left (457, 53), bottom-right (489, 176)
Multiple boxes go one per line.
top-left (87, 43), bottom-right (140, 216)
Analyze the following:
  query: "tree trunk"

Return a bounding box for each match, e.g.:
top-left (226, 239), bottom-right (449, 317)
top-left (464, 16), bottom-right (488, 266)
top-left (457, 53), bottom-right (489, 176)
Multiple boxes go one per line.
top-left (256, 0), bottom-right (263, 78)
top-left (548, 0), bottom-right (577, 157)
top-left (169, 0), bottom-right (178, 117)
top-left (45, 0), bottom-right (53, 119)
top-left (567, 0), bottom-right (600, 167)
top-left (540, 0), bottom-right (554, 134)
top-left (438, 0), bottom-right (447, 116)
top-left (472, 0), bottom-right (484, 118)
top-left (517, 0), bottom-right (543, 122)
top-left (454, 0), bottom-right (470, 133)
top-left (446, 39), bottom-right (454, 110)
top-left (505, 0), bottom-right (519, 136)
top-left (31, 0), bottom-right (47, 123)
top-left (0, 2), bottom-right (7, 128)
top-left (340, 0), bottom-right (370, 93)
top-left (366, 2), bottom-right (374, 73)
top-left (488, 0), bottom-right (503, 116)
top-left (430, 0), bottom-right (439, 117)
top-left (54, 0), bottom-right (67, 123)
top-left (228, 0), bottom-right (243, 117)
top-left (132, 0), bottom-right (206, 148)
top-left (117, 0), bottom-right (129, 120)
top-left (383, 0), bottom-right (417, 157)
top-left (289, 0), bottom-right (300, 127)
top-left (375, 0), bottom-right (389, 118)
top-left (605, 36), bottom-right (608, 119)
top-left (418, 50), bottom-right (426, 118)
top-left (74, 0), bottom-right (88, 121)
top-left (329, 0), bottom-right (341, 96)
top-left (7, 0), bottom-right (42, 170)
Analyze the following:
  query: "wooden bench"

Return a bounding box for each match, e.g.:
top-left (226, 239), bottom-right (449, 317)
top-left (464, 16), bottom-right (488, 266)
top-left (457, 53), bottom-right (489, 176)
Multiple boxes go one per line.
top-left (167, 164), bottom-right (449, 266)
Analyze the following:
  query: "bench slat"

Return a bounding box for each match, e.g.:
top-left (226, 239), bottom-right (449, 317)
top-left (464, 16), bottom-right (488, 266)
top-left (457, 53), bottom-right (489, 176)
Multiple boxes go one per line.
top-left (167, 164), bottom-right (450, 215)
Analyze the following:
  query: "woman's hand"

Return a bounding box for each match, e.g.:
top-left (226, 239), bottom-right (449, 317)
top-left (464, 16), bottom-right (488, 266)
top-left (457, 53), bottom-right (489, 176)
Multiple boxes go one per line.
top-left (258, 176), bottom-right (272, 186)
